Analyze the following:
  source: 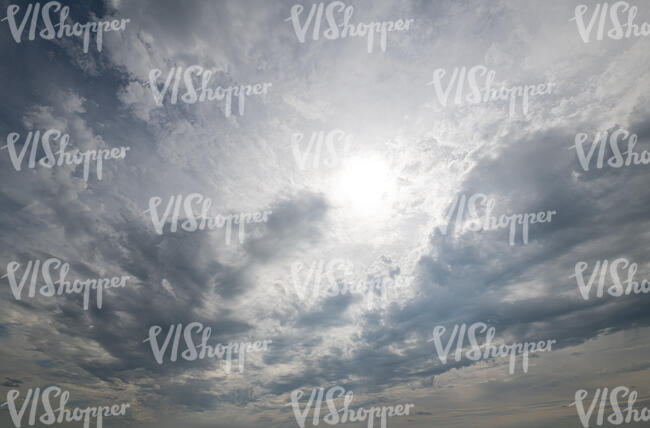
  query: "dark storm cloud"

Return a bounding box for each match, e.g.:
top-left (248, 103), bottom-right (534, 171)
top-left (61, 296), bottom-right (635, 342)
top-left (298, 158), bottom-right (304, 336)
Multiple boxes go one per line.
top-left (1, 377), bottom-right (22, 388)
top-left (244, 191), bottom-right (330, 262)
top-left (296, 292), bottom-right (356, 328)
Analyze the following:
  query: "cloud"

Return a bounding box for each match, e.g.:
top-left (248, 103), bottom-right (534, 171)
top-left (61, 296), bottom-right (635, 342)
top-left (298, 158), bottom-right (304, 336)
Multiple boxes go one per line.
top-left (2, 1), bottom-right (650, 427)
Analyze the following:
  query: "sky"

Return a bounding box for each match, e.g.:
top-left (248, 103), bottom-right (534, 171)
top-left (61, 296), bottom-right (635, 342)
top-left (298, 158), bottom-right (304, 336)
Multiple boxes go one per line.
top-left (1, 0), bottom-right (650, 427)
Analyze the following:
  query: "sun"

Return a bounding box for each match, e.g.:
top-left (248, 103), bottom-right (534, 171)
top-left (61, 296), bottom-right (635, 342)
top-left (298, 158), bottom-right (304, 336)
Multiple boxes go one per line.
top-left (332, 153), bottom-right (395, 220)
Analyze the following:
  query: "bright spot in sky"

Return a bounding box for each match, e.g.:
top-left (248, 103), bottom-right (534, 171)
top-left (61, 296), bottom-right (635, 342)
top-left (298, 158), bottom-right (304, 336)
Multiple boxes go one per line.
top-left (332, 153), bottom-right (395, 221)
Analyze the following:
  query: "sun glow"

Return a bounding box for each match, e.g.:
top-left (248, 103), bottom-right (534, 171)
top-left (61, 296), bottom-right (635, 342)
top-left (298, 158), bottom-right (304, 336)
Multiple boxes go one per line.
top-left (332, 153), bottom-right (395, 220)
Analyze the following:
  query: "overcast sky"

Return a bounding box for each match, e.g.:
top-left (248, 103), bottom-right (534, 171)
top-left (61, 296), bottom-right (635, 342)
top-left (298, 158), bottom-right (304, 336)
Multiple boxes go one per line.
top-left (1, 0), bottom-right (650, 427)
